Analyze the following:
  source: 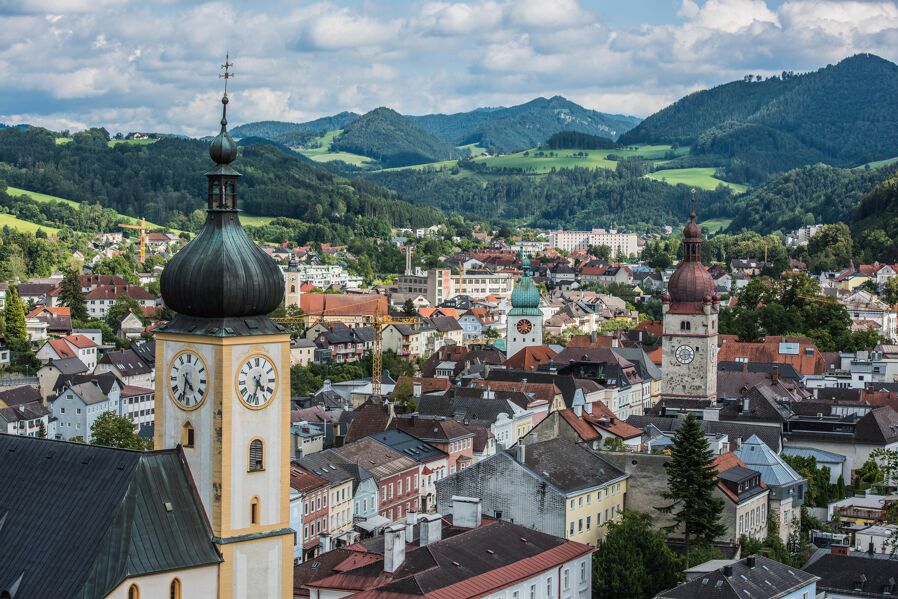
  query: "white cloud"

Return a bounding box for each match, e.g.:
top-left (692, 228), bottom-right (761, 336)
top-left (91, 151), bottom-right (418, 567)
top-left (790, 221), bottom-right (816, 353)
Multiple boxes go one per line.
top-left (1, 0), bottom-right (898, 133)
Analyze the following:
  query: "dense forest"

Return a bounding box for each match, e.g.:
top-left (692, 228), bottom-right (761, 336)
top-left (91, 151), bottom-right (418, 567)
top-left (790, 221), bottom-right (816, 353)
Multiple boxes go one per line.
top-left (366, 161), bottom-right (734, 229)
top-left (544, 131), bottom-right (618, 150)
top-left (410, 96), bottom-right (640, 152)
top-left (0, 126), bottom-right (442, 239)
top-left (621, 54), bottom-right (898, 183)
top-left (851, 172), bottom-right (898, 262)
top-left (230, 111), bottom-right (359, 147)
top-left (727, 164), bottom-right (898, 234)
top-left (330, 107), bottom-right (456, 167)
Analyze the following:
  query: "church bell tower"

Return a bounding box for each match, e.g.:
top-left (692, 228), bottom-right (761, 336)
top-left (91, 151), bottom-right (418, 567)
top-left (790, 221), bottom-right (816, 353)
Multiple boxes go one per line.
top-left (661, 205), bottom-right (719, 406)
top-left (155, 61), bottom-right (293, 599)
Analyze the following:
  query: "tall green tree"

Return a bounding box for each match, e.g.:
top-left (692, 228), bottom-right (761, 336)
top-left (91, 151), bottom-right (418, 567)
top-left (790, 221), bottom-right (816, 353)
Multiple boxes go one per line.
top-left (58, 268), bottom-right (88, 321)
top-left (657, 414), bottom-right (726, 556)
top-left (3, 285), bottom-right (27, 343)
top-left (90, 411), bottom-right (150, 450)
top-left (592, 511), bottom-right (683, 599)
top-left (105, 295), bottom-right (143, 329)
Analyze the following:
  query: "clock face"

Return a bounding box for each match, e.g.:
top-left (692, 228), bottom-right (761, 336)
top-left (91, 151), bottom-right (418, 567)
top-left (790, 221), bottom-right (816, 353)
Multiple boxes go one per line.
top-left (675, 345), bottom-right (696, 364)
top-left (516, 319), bottom-right (533, 335)
top-left (168, 350), bottom-right (208, 410)
top-left (236, 354), bottom-right (277, 409)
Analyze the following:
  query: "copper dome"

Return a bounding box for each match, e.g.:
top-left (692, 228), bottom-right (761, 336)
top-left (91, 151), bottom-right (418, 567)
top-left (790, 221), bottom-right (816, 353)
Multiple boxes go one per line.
top-left (667, 261), bottom-right (715, 303)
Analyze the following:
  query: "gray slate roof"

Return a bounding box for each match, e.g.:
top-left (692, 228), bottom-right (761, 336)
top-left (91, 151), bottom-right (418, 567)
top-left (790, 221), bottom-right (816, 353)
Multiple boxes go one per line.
top-left (733, 434), bottom-right (803, 487)
top-left (657, 555), bottom-right (817, 598)
top-left (0, 435), bottom-right (220, 599)
top-left (511, 437), bottom-right (626, 493)
top-left (627, 415), bottom-right (783, 453)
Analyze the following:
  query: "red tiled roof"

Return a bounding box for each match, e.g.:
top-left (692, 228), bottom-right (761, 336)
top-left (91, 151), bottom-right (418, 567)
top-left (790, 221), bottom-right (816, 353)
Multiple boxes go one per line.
top-left (395, 376), bottom-right (452, 394)
top-left (634, 319), bottom-right (662, 337)
top-left (712, 453), bottom-right (766, 503)
top-left (717, 336), bottom-right (826, 375)
top-left (301, 294), bottom-right (388, 317)
top-left (85, 284), bottom-right (155, 301)
top-left (63, 334), bottom-right (96, 349)
top-left (395, 416), bottom-right (474, 441)
top-left (503, 346), bottom-right (557, 371)
top-left (120, 385), bottom-right (154, 397)
top-left (558, 409), bottom-right (600, 442)
top-left (48, 338), bottom-right (75, 359)
top-left (345, 400), bottom-right (395, 444)
top-left (582, 403), bottom-right (643, 439)
top-left (26, 306), bottom-right (71, 318)
top-left (290, 464), bottom-right (330, 493)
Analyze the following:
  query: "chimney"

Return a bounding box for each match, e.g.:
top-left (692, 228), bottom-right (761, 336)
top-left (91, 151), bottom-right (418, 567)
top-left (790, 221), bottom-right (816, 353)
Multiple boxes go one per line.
top-left (831, 544), bottom-right (850, 556)
top-left (451, 496), bottom-right (482, 528)
top-left (745, 556), bottom-right (756, 569)
top-left (384, 523), bottom-right (406, 573)
top-left (419, 513), bottom-right (442, 546)
top-left (723, 565), bottom-right (733, 577)
top-left (318, 533), bottom-right (331, 554)
top-left (516, 441), bottom-right (526, 463)
top-left (406, 509), bottom-right (417, 541)
top-left (741, 361), bottom-right (748, 373)
top-left (869, 541), bottom-right (876, 555)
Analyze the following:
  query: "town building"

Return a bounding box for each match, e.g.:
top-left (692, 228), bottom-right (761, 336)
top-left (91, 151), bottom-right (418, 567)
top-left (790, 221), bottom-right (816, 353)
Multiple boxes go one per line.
top-left (661, 208), bottom-right (720, 407)
top-left (549, 228), bottom-right (639, 256)
top-left (436, 436), bottom-right (627, 548)
top-left (506, 257), bottom-right (545, 359)
top-left (656, 555), bottom-right (818, 598)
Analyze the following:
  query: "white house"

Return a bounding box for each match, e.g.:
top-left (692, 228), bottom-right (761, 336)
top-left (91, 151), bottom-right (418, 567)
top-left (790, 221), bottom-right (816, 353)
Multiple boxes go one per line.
top-left (49, 378), bottom-right (124, 441)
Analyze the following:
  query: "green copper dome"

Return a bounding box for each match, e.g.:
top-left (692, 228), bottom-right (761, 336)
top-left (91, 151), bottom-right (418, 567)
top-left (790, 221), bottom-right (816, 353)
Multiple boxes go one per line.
top-left (509, 274), bottom-right (542, 316)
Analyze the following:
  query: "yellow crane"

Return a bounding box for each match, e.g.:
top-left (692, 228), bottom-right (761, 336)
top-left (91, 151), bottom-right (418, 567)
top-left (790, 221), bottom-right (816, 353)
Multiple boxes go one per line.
top-left (271, 298), bottom-right (418, 395)
top-left (119, 218), bottom-right (148, 262)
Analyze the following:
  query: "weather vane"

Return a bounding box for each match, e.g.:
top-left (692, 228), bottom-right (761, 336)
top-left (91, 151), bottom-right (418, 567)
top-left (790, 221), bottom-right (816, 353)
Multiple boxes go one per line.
top-left (220, 53), bottom-right (234, 95)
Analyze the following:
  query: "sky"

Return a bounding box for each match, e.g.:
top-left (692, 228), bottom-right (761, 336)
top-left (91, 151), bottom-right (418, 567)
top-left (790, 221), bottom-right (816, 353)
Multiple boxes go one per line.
top-left (2, 0), bottom-right (898, 136)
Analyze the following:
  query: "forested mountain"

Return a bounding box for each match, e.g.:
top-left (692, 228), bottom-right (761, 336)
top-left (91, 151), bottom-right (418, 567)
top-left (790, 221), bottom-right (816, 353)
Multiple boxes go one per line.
top-left (544, 131), bottom-right (618, 150)
top-left (366, 162), bottom-right (733, 229)
top-left (230, 111), bottom-right (359, 146)
top-left (409, 96), bottom-right (640, 152)
top-left (0, 125), bottom-right (441, 241)
top-left (852, 172), bottom-right (898, 262)
top-left (726, 164), bottom-right (898, 234)
top-left (620, 54), bottom-right (898, 182)
top-left (330, 107), bottom-right (456, 167)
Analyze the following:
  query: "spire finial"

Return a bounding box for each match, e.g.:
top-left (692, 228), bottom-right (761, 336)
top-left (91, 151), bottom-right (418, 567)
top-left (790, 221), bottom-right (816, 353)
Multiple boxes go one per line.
top-left (218, 54), bottom-right (234, 131)
top-left (690, 187), bottom-right (697, 220)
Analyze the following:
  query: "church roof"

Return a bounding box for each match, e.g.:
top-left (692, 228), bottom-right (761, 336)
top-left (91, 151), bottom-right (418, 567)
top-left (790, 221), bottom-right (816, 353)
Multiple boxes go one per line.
top-left (0, 435), bottom-right (220, 599)
top-left (509, 273), bottom-right (542, 316)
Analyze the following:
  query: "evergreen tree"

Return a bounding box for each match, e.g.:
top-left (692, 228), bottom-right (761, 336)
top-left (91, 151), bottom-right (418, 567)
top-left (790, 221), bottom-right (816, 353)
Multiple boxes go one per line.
top-left (3, 286), bottom-right (27, 343)
top-left (592, 511), bottom-right (683, 599)
top-left (657, 414), bottom-right (726, 556)
top-left (36, 420), bottom-right (47, 438)
top-left (58, 268), bottom-right (88, 321)
top-left (402, 298), bottom-right (417, 316)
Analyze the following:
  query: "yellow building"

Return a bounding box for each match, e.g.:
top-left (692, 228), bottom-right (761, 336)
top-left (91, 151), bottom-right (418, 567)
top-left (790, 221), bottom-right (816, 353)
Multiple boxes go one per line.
top-left (329, 479), bottom-right (355, 536)
top-left (154, 88), bottom-right (293, 599)
top-left (565, 478), bottom-right (628, 546)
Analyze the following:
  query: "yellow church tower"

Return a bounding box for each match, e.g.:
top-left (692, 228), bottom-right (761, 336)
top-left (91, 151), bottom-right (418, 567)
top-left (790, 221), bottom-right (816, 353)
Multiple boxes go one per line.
top-left (154, 62), bottom-right (293, 599)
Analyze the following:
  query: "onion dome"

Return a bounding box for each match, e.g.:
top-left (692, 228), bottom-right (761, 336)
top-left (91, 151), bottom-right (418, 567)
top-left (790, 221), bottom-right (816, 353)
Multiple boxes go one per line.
top-left (209, 96), bottom-right (238, 165)
top-left (511, 276), bottom-right (540, 309)
top-left (160, 89), bottom-right (284, 318)
top-left (666, 205), bottom-right (715, 304)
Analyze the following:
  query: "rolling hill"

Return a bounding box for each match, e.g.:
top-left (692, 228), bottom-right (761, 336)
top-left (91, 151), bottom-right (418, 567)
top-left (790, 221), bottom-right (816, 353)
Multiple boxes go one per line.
top-left (620, 54), bottom-right (898, 183)
top-left (0, 125), bottom-right (442, 242)
top-left (330, 107), bottom-right (457, 168)
top-left (409, 96), bottom-right (640, 152)
top-left (230, 111), bottom-right (359, 146)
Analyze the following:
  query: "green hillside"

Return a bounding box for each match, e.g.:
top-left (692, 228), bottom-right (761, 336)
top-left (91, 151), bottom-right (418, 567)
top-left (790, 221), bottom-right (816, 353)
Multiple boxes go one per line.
top-left (230, 112), bottom-right (359, 147)
top-left (0, 125), bottom-right (442, 243)
top-left (0, 212), bottom-right (58, 234)
top-left (727, 164), bottom-right (898, 234)
top-left (331, 108), bottom-right (457, 168)
top-left (620, 54), bottom-right (898, 183)
top-left (852, 172), bottom-right (898, 262)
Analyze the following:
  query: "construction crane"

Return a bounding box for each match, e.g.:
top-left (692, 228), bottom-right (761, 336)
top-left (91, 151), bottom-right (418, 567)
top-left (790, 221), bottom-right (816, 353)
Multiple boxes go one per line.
top-left (119, 218), bottom-right (148, 262)
top-left (271, 297), bottom-right (417, 395)
top-left (370, 305), bottom-right (417, 395)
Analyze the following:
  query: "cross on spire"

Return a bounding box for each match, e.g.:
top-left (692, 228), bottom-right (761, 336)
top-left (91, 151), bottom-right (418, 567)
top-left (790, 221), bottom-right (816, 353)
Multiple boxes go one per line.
top-left (220, 53), bottom-right (234, 96)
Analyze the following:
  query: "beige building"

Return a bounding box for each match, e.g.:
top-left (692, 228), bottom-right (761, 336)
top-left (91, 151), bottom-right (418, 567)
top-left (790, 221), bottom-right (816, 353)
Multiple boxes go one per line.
top-left (396, 268), bottom-right (514, 305)
top-left (549, 229), bottom-right (639, 257)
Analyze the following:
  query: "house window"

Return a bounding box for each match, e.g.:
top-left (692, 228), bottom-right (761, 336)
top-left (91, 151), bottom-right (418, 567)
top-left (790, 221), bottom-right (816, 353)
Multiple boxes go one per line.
top-left (249, 439), bottom-right (264, 471)
top-left (250, 497), bottom-right (260, 525)
top-left (128, 585), bottom-right (140, 599)
top-left (581, 560), bottom-right (587, 581)
top-left (169, 578), bottom-right (181, 599)
top-left (564, 568), bottom-right (570, 590)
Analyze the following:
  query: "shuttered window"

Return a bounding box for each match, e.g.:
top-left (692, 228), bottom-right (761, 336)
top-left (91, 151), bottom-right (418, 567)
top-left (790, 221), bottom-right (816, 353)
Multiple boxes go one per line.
top-left (249, 439), bottom-right (264, 471)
